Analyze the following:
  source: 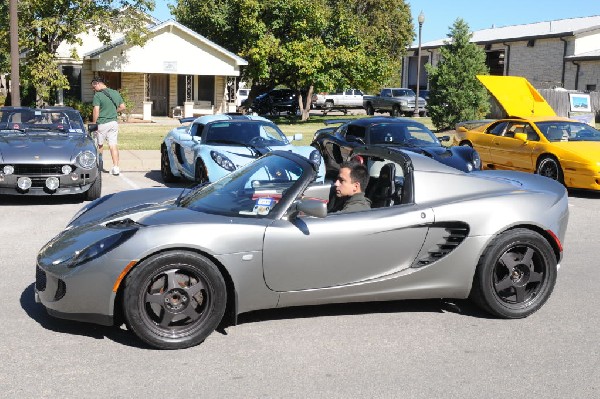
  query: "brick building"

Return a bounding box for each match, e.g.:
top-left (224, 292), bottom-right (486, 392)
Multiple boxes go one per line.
top-left (403, 15), bottom-right (600, 93)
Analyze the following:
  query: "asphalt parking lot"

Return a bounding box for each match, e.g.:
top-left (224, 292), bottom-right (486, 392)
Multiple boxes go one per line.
top-left (1, 168), bottom-right (599, 398)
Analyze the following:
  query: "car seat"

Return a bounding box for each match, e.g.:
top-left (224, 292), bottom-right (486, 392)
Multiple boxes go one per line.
top-left (366, 162), bottom-right (396, 208)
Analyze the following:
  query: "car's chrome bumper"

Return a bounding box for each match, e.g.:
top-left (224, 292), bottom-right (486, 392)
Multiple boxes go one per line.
top-left (0, 169), bottom-right (98, 195)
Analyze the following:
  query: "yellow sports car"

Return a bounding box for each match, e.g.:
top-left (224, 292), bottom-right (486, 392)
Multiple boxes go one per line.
top-left (454, 76), bottom-right (600, 190)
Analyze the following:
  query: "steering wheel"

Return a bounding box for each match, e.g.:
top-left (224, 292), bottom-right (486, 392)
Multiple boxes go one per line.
top-left (249, 136), bottom-right (268, 146)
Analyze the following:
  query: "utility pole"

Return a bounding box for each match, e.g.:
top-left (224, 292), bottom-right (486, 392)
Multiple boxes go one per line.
top-left (9, 0), bottom-right (21, 106)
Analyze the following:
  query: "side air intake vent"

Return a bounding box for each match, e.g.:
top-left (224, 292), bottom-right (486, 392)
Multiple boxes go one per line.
top-left (412, 222), bottom-right (469, 267)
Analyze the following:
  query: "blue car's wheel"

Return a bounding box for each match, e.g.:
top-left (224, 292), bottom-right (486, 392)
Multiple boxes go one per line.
top-left (123, 251), bottom-right (227, 350)
top-left (161, 145), bottom-right (177, 183)
top-left (195, 159), bottom-right (207, 183)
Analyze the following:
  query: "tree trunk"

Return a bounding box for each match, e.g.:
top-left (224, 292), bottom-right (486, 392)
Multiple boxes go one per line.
top-left (300, 85), bottom-right (314, 121)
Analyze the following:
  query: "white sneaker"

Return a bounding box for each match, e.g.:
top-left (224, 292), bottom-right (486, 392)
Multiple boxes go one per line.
top-left (111, 166), bottom-right (120, 175)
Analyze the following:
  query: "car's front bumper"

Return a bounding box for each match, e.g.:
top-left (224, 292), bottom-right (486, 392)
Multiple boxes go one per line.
top-left (0, 167), bottom-right (98, 195)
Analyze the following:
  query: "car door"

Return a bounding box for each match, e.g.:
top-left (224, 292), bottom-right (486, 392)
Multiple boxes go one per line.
top-left (177, 123), bottom-right (203, 177)
top-left (472, 121), bottom-right (508, 167)
top-left (323, 124), bottom-right (353, 170)
top-left (262, 205), bottom-right (433, 291)
top-left (490, 122), bottom-right (536, 171)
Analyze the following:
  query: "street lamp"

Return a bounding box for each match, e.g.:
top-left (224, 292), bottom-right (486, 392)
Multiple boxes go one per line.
top-left (413, 11), bottom-right (425, 117)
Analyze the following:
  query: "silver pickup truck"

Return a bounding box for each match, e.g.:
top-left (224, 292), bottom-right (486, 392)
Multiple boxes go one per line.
top-left (363, 88), bottom-right (427, 117)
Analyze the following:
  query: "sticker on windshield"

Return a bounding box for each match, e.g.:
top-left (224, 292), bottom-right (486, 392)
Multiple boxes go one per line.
top-left (253, 197), bottom-right (275, 215)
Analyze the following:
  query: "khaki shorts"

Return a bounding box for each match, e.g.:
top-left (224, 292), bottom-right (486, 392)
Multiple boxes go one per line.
top-left (96, 121), bottom-right (119, 146)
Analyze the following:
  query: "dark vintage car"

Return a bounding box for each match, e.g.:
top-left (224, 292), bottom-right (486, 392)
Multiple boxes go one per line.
top-left (249, 88), bottom-right (299, 115)
top-left (0, 106), bottom-right (101, 200)
top-left (311, 116), bottom-right (481, 178)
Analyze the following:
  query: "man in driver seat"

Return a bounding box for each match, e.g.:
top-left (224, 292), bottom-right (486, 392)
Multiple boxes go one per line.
top-left (331, 160), bottom-right (371, 213)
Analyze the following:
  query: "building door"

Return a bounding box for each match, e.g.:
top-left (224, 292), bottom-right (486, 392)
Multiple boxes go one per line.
top-left (150, 74), bottom-right (169, 116)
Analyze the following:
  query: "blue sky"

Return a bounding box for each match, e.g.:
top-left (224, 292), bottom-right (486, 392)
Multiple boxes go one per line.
top-left (150, 0), bottom-right (600, 45)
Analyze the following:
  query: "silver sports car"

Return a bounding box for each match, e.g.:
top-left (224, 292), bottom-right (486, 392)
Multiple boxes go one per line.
top-left (0, 106), bottom-right (101, 200)
top-left (35, 146), bottom-right (568, 349)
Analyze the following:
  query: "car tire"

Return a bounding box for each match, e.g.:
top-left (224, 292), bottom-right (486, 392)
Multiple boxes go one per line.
top-left (161, 145), bottom-right (178, 183)
top-left (366, 104), bottom-right (374, 115)
top-left (122, 251), bottom-right (227, 350)
top-left (195, 159), bottom-right (207, 184)
top-left (324, 101), bottom-right (333, 110)
top-left (536, 156), bottom-right (564, 184)
top-left (390, 105), bottom-right (400, 117)
top-left (469, 228), bottom-right (557, 319)
top-left (84, 172), bottom-right (102, 201)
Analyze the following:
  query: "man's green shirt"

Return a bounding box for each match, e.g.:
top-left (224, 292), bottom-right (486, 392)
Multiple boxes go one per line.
top-left (92, 88), bottom-right (124, 124)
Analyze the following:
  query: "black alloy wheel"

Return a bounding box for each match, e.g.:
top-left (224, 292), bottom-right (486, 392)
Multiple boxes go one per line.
top-left (536, 156), bottom-right (564, 184)
top-left (161, 146), bottom-right (177, 183)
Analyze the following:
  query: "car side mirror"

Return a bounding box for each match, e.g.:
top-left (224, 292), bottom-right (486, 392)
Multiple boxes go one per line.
top-left (514, 132), bottom-right (528, 143)
top-left (88, 123), bottom-right (98, 132)
top-left (289, 199), bottom-right (327, 219)
top-left (457, 126), bottom-right (468, 133)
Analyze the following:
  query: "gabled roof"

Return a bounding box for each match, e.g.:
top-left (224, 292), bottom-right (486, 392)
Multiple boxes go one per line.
top-left (85, 19), bottom-right (247, 66)
top-left (415, 15), bottom-right (600, 49)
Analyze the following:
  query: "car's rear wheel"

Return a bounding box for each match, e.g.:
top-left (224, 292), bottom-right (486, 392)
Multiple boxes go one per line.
top-left (324, 101), bottom-right (333, 110)
top-left (195, 159), bottom-right (207, 183)
top-left (469, 228), bottom-right (557, 319)
top-left (366, 104), bottom-right (374, 115)
top-left (536, 156), bottom-right (564, 184)
top-left (84, 173), bottom-right (102, 201)
top-left (161, 145), bottom-right (178, 183)
top-left (122, 251), bottom-right (227, 349)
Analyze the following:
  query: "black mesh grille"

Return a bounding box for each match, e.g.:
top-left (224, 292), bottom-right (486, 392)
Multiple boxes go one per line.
top-left (414, 223), bottom-right (469, 267)
top-left (54, 279), bottom-right (66, 300)
top-left (36, 266), bottom-right (47, 292)
top-left (10, 164), bottom-right (66, 175)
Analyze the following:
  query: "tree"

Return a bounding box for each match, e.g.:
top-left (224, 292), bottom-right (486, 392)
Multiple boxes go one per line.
top-left (0, 0), bottom-right (155, 105)
top-left (425, 18), bottom-right (489, 131)
top-left (172, 0), bottom-right (413, 120)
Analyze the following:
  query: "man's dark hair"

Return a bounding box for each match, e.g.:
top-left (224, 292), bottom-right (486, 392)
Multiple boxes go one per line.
top-left (340, 160), bottom-right (369, 192)
top-left (91, 76), bottom-right (105, 84)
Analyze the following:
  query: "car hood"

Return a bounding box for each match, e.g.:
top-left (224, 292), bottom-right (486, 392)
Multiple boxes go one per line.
top-left (68, 187), bottom-right (189, 228)
top-left (0, 133), bottom-right (89, 162)
top-left (477, 75), bottom-right (556, 118)
top-left (549, 141), bottom-right (600, 160)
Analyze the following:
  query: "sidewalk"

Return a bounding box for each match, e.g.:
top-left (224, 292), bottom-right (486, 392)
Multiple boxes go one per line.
top-left (101, 150), bottom-right (160, 173)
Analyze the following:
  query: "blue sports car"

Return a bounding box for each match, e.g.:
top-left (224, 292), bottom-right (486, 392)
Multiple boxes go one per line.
top-left (161, 114), bottom-right (324, 183)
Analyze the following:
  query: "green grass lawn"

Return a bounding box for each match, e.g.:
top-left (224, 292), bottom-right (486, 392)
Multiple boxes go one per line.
top-left (117, 115), bottom-right (436, 150)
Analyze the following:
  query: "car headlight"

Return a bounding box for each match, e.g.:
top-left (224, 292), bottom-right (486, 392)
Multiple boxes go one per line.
top-left (76, 150), bottom-right (96, 170)
top-left (400, 101), bottom-right (408, 106)
top-left (472, 150), bottom-right (481, 170)
top-left (3, 165), bottom-right (14, 175)
top-left (210, 151), bottom-right (236, 171)
top-left (61, 228), bottom-right (137, 269)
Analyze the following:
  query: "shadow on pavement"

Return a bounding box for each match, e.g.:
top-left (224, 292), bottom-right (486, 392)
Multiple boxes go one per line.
top-left (144, 170), bottom-right (190, 188)
top-left (568, 188), bottom-right (600, 199)
top-left (0, 193), bottom-right (85, 206)
top-left (20, 284), bottom-right (150, 349)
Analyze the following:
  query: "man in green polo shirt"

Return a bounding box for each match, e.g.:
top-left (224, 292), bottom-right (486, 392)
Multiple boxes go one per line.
top-left (91, 77), bottom-right (126, 175)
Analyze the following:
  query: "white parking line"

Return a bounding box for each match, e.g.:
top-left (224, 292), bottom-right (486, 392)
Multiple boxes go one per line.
top-left (118, 173), bottom-right (140, 190)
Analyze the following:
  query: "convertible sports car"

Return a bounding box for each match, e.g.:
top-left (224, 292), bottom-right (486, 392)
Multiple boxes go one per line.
top-left (161, 114), bottom-right (324, 183)
top-left (0, 106), bottom-right (101, 200)
top-left (36, 147), bottom-right (568, 349)
top-left (454, 75), bottom-right (600, 190)
top-left (311, 116), bottom-right (481, 178)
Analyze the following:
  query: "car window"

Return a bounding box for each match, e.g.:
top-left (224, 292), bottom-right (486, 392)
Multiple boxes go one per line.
top-left (181, 154), bottom-right (307, 218)
top-left (487, 121), bottom-right (508, 136)
top-left (204, 121), bottom-right (289, 146)
top-left (0, 109), bottom-right (84, 133)
top-left (346, 125), bottom-right (366, 141)
top-left (536, 121), bottom-right (600, 142)
top-left (368, 123), bottom-right (438, 145)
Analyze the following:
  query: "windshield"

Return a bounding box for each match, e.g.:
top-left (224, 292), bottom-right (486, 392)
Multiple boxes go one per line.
top-left (368, 122), bottom-right (440, 146)
top-left (391, 89), bottom-right (416, 97)
top-left (204, 121), bottom-right (290, 146)
top-left (0, 109), bottom-right (85, 133)
top-left (536, 121), bottom-right (600, 142)
top-left (180, 153), bottom-right (308, 217)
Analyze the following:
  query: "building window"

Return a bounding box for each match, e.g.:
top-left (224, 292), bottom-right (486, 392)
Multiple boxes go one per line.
top-left (197, 76), bottom-right (215, 103)
top-left (586, 84), bottom-right (597, 92)
top-left (62, 66), bottom-right (82, 101)
top-left (485, 50), bottom-right (505, 76)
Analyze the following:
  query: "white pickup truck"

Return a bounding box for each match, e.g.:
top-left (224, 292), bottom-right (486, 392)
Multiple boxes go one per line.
top-left (312, 89), bottom-right (364, 112)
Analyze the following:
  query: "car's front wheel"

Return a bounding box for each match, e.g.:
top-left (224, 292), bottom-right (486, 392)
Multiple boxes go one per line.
top-left (536, 156), bottom-right (564, 184)
top-left (469, 228), bottom-right (557, 319)
top-left (123, 251), bottom-right (227, 349)
top-left (195, 159), bottom-right (207, 183)
top-left (84, 173), bottom-right (102, 201)
top-left (390, 105), bottom-right (400, 117)
top-left (161, 145), bottom-right (177, 183)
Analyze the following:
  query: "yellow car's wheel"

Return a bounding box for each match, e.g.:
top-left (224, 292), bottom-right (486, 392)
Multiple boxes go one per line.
top-left (536, 156), bottom-right (564, 184)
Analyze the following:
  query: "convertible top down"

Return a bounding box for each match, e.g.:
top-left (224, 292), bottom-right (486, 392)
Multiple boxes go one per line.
top-left (36, 147), bottom-right (568, 349)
